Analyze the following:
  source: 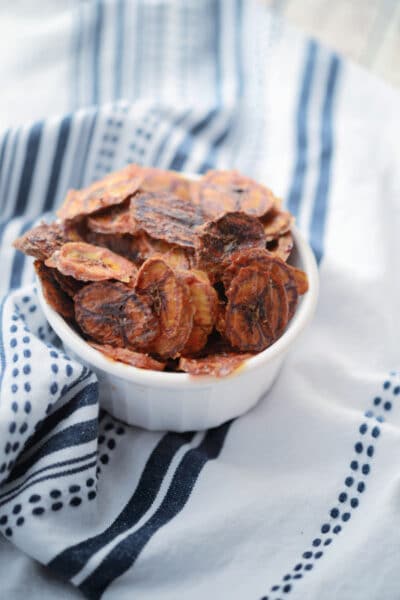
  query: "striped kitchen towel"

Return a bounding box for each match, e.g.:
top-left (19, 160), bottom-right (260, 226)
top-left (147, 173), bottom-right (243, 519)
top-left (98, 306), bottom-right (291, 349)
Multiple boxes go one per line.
top-left (0, 1), bottom-right (400, 599)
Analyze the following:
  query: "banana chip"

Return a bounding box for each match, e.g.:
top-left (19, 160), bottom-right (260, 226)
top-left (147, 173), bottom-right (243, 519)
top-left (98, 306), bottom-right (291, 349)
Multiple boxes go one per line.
top-left (179, 352), bottom-right (253, 377)
top-left (136, 258), bottom-right (193, 358)
top-left (180, 270), bottom-right (218, 354)
top-left (140, 167), bottom-right (191, 200)
top-left (261, 208), bottom-right (294, 241)
top-left (87, 199), bottom-right (138, 235)
top-left (89, 343), bottom-right (165, 371)
top-left (46, 242), bottom-right (137, 283)
top-left (224, 266), bottom-right (276, 352)
top-left (195, 212), bottom-right (266, 282)
top-left (14, 222), bottom-right (69, 260)
top-left (132, 191), bottom-right (203, 248)
top-left (194, 170), bottom-right (276, 219)
top-left (34, 260), bottom-right (75, 320)
top-left (74, 281), bottom-right (159, 349)
top-left (52, 270), bottom-right (84, 298)
top-left (57, 164), bottom-right (143, 220)
top-left (267, 231), bottom-right (294, 262)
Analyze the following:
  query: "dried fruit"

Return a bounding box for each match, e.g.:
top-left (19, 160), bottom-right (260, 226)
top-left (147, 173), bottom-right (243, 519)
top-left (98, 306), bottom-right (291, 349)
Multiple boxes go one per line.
top-left (224, 266), bottom-right (276, 352)
top-left (89, 343), bottom-right (165, 371)
top-left (132, 191), bottom-right (203, 248)
top-left (270, 258), bottom-right (298, 321)
top-left (180, 270), bottom-right (218, 354)
top-left (261, 208), bottom-right (294, 241)
top-left (57, 164), bottom-right (143, 220)
top-left (87, 199), bottom-right (137, 235)
top-left (179, 352), bottom-right (252, 377)
top-left (46, 242), bottom-right (137, 283)
top-left (136, 258), bottom-right (193, 358)
top-left (52, 270), bottom-right (84, 297)
top-left (291, 265), bottom-right (309, 295)
top-left (222, 247), bottom-right (273, 291)
top-left (34, 260), bottom-right (75, 320)
top-left (195, 212), bottom-right (266, 282)
top-left (140, 168), bottom-right (191, 200)
top-left (13, 222), bottom-right (69, 260)
top-left (266, 231), bottom-right (293, 262)
top-left (194, 170), bottom-right (276, 219)
top-left (74, 281), bottom-right (159, 349)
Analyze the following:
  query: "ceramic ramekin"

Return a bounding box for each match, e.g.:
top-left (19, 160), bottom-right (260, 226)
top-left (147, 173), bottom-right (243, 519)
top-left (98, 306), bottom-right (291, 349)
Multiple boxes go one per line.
top-left (37, 219), bottom-right (318, 432)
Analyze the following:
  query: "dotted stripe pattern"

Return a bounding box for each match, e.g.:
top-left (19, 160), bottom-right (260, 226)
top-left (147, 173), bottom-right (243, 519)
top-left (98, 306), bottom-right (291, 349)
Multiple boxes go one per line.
top-left (92, 104), bottom-right (129, 181)
top-left (0, 477), bottom-right (98, 539)
top-left (260, 372), bottom-right (400, 600)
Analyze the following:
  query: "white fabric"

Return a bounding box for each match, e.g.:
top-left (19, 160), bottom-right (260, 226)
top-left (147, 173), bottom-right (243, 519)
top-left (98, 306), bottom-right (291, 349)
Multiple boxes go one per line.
top-left (0, 2), bottom-right (400, 600)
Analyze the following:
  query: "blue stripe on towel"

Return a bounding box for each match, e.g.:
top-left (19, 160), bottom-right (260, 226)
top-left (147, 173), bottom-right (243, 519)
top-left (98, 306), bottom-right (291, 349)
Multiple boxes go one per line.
top-left (309, 54), bottom-right (341, 264)
top-left (14, 122), bottom-right (43, 216)
top-left (48, 431), bottom-right (195, 580)
top-left (79, 422), bottom-right (232, 600)
top-left (286, 41), bottom-right (317, 219)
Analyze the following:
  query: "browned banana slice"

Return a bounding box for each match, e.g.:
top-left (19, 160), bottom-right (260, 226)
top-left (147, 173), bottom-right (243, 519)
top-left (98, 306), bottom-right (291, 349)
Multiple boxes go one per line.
top-left (87, 199), bottom-right (138, 235)
top-left (74, 281), bottom-right (159, 349)
top-left (140, 168), bottom-right (191, 200)
top-left (135, 258), bottom-right (193, 358)
top-left (222, 247), bottom-right (273, 291)
top-left (291, 266), bottom-right (309, 295)
top-left (89, 343), bottom-right (165, 371)
top-left (179, 352), bottom-right (253, 377)
top-left (194, 170), bottom-right (276, 219)
top-left (261, 208), bottom-right (294, 241)
top-left (132, 192), bottom-right (203, 248)
top-left (224, 266), bottom-right (277, 352)
top-left (180, 270), bottom-right (218, 354)
top-left (34, 260), bottom-right (75, 320)
top-left (270, 258), bottom-right (298, 321)
top-left (46, 242), bottom-right (137, 283)
top-left (195, 212), bottom-right (266, 282)
top-left (266, 231), bottom-right (293, 262)
top-left (14, 222), bottom-right (69, 260)
top-left (57, 164), bottom-right (143, 220)
top-left (52, 270), bottom-right (84, 298)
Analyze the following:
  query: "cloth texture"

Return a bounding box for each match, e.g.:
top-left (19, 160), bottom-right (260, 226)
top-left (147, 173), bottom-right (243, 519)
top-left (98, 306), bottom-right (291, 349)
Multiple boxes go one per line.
top-left (0, 1), bottom-right (400, 599)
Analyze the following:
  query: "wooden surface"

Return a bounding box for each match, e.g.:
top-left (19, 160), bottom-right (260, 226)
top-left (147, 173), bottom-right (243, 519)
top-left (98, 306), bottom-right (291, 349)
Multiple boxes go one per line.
top-left (266, 0), bottom-right (400, 89)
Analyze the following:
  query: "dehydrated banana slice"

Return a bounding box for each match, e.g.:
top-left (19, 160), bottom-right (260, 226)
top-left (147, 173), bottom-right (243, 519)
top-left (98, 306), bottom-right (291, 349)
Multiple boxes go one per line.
top-left (270, 258), bottom-right (298, 321)
top-left (52, 270), bottom-right (84, 298)
top-left (180, 270), bottom-right (218, 354)
top-left (89, 343), bottom-right (165, 371)
top-left (34, 260), bottom-right (75, 321)
top-left (291, 265), bottom-right (309, 295)
top-left (266, 231), bottom-right (293, 262)
top-left (179, 352), bottom-right (253, 377)
top-left (87, 199), bottom-right (138, 235)
top-left (195, 212), bottom-right (266, 282)
top-left (14, 222), bottom-right (69, 260)
top-left (132, 191), bottom-right (203, 248)
top-left (74, 281), bottom-right (159, 349)
top-left (222, 247), bottom-right (273, 291)
top-left (46, 242), bottom-right (137, 283)
top-left (57, 164), bottom-right (143, 220)
top-left (140, 167), bottom-right (191, 200)
top-left (194, 170), bottom-right (276, 219)
top-left (261, 208), bottom-right (294, 241)
top-left (135, 258), bottom-right (193, 358)
top-left (224, 266), bottom-right (276, 352)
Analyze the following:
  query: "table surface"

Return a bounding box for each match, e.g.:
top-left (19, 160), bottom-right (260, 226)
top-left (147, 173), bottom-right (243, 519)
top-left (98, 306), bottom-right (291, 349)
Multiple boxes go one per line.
top-left (266, 0), bottom-right (400, 89)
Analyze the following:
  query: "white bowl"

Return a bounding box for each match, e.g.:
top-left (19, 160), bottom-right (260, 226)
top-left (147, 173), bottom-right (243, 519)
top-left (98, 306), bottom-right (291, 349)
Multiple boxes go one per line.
top-left (37, 222), bottom-right (318, 432)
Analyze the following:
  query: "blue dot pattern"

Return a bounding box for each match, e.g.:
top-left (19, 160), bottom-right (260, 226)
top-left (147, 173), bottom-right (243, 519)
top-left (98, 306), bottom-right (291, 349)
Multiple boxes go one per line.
top-left (262, 371), bottom-right (399, 600)
top-left (0, 286), bottom-right (100, 515)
